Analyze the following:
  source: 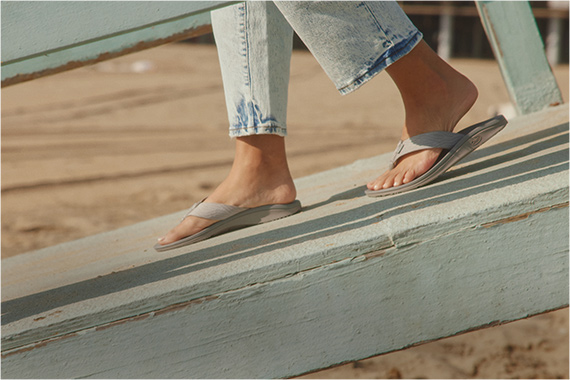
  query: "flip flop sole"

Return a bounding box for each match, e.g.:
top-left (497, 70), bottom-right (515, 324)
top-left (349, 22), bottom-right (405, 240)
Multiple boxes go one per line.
top-left (154, 200), bottom-right (302, 252)
top-left (365, 115), bottom-right (508, 197)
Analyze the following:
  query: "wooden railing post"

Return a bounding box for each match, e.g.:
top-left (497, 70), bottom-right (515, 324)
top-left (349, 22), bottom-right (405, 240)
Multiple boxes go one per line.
top-left (476, 1), bottom-right (563, 115)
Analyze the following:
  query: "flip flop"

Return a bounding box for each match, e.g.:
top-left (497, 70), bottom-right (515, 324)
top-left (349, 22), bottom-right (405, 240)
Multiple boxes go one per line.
top-left (365, 115), bottom-right (508, 197)
top-left (154, 199), bottom-right (302, 252)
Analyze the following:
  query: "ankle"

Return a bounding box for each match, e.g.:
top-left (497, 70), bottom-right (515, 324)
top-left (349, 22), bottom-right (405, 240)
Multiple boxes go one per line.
top-left (223, 158), bottom-right (296, 205)
top-left (210, 135), bottom-right (297, 207)
top-left (212, 168), bottom-right (296, 208)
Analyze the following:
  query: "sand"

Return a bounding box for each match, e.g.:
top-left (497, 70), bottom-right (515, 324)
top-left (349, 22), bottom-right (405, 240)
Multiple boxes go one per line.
top-left (1, 43), bottom-right (568, 378)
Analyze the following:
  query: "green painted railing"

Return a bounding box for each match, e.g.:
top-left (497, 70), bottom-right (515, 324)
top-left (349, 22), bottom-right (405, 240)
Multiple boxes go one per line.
top-left (476, 1), bottom-right (563, 115)
top-left (0, 1), bottom-right (235, 86)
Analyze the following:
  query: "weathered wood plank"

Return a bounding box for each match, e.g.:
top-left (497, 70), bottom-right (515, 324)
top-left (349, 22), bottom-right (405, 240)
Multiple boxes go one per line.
top-left (476, 1), bottom-right (563, 115)
top-left (1, 1), bottom-right (236, 87)
top-left (2, 205), bottom-right (567, 378)
top-left (2, 105), bottom-right (568, 378)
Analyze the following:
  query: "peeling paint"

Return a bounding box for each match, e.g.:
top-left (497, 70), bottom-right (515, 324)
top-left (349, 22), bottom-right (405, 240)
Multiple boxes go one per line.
top-left (95, 313), bottom-right (151, 332)
top-left (153, 295), bottom-right (219, 316)
top-left (481, 202), bottom-right (568, 228)
top-left (363, 250), bottom-right (388, 260)
top-left (1, 333), bottom-right (78, 359)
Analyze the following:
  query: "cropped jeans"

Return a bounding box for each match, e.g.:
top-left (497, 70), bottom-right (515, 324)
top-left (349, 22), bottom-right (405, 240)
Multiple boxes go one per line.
top-left (211, 1), bottom-right (423, 137)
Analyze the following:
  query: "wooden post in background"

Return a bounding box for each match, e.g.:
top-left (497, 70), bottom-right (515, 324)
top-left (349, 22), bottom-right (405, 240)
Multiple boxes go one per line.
top-left (476, 1), bottom-right (563, 115)
top-left (437, 2), bottom-right (454, 61)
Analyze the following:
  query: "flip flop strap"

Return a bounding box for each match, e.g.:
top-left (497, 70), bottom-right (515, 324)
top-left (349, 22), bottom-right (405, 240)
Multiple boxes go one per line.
top-left (390, 131), bottom-right (463, 168)
top-left (183, 199), bottom-right (247, 221)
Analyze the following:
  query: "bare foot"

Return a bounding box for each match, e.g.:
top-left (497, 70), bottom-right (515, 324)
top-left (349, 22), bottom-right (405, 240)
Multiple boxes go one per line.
top-left (157, 135), bottom-right (296, 246)
top-left (367, 41), bottom-right (478, 191)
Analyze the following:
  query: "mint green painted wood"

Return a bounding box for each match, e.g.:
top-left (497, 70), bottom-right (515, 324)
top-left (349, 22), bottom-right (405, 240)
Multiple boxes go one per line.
top-left (476, 1), bottom-right (563, 115)
top-left (2, 206), bottom-right (567, 378)
top-left (2, 105), bottom-right (568, 378)
top-left (1, 1), bottom-right (235, 86)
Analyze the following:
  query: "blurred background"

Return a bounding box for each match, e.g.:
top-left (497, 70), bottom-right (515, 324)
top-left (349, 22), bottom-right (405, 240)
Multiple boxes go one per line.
top-left (187, 1), bottom-right (569, 65)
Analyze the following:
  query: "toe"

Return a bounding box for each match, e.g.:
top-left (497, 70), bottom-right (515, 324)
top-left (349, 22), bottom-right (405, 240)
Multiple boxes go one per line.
top-left (393, 170), bottom-right (406, 187)
top-left (369, 148), bottom-right (443, 191)
top-left (402, 167), bottom-right (417, 184)
top-left (158, 225), bottom-right (186, 246)
top-left (368, 171), bottom-right (388, 190)
top-left (382, 174), bottom-right (395, 189)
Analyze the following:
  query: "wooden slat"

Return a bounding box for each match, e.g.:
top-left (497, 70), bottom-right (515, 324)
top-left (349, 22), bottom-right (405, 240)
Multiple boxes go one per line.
top-left (2, 104), bottom-right (568, 378)
top-left (1, 1), bottom-right (235, 87)
top-left (476, 1), bottom-right (563, 115)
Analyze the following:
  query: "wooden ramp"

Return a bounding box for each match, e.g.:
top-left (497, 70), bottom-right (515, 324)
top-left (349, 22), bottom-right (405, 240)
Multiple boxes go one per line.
top-left (2, 104), bottom-right (568, 378)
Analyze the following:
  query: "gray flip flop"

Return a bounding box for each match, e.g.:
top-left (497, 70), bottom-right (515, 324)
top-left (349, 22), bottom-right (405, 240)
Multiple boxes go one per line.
top-left (365, 115), bottom-right (508, 197)
top-left (154, 199), bottom-right (302, 252)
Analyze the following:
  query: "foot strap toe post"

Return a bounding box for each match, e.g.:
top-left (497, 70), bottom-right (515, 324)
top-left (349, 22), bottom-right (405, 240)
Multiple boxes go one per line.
top-left (183, 200), bottom-right (247, 221)
top-left (390, 131), bottom-right (462, 169)
top-left (370, 115), bottom-right (508, 197)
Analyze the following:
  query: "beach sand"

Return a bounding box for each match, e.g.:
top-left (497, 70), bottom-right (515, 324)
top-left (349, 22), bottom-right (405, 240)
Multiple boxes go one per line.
top-left (2, 43), bottom-right (568, 378)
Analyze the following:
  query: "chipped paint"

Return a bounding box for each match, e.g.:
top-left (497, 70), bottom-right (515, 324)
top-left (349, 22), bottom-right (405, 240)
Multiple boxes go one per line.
top-left (482, 202), bottom-right (568, 228)
top-left (153, 295), bottom-right (219, 316)
top-left (95, 313), bottom-right (152, 332)
top-left (2, 333), bottom-right (78, 359)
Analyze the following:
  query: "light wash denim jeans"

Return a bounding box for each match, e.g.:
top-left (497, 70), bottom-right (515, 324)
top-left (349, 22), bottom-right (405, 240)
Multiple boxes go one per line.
top-left (211, 1), bottom-right (423, 138)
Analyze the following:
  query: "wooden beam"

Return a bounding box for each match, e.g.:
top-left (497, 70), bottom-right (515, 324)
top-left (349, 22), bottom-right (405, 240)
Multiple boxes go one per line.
top-left (2, 105), bottom-right (568, 378)
top-left (476, 1), bottom-right (563, 115)
top-left (1, 1), bottom-right (236, 87)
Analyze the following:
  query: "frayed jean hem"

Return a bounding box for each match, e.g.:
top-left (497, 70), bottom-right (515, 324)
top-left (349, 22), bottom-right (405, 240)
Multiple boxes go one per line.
top-left (338, 31), bottom-right (423, 95)
top-left (229, 125), bottom-right (287, 138)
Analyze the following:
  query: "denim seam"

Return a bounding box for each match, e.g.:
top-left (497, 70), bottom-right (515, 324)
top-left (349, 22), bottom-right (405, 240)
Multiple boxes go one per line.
top-left (337, 30), bottom-right (423, 95)
top-left (244, 2), bottom-right (253, 101)
top-left (229, 125), bottom-right (287, 138)
top-left (362, 2), bottom-right (394, 49)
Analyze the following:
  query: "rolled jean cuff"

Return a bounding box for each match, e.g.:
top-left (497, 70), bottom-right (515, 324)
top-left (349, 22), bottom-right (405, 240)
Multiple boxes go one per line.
top-left (229, 124), bottom-right (287, 138)
top-left (338, 30), bottom-right (423, 95)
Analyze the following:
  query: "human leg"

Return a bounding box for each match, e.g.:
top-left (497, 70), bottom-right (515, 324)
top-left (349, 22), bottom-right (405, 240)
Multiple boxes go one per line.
top-left (274, 2), bottom-right (485, 193)
top-left (274, 1), bottom-right (423, 94)
top-left (157, 135), bottom-right (297, 247)
top-left (214, 1), bottom-right (293, 137)
top-left (367, 40), bottom-right (478, 191)
top-left (157, 2), bottom-right (296, 248)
